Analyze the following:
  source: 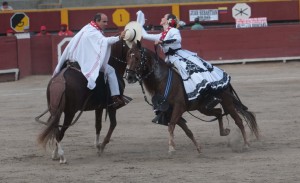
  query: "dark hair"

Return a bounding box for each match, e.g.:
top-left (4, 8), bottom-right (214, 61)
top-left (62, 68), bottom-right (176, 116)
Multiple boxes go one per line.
top-left (2, 1), bottom-right (8, 6)
top-left (167, 14), bottom-right (177, 28)
top-left (194, 17), bottom-right (200, 23)
top-left (94, 13), bottom-right (102, 22)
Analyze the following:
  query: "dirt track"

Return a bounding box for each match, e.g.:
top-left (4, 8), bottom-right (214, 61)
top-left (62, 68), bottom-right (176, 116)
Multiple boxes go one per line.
top-left (0, 62), bottom-right (299, 183)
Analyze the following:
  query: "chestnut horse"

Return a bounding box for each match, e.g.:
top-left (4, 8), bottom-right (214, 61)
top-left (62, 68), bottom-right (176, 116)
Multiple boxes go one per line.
top-left (37, 40), bottom-right (129, 163)
top-left (126, 41), bottom-right (259, 154)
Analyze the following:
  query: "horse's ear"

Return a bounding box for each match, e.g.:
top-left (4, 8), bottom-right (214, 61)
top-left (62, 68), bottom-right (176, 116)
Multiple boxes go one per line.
top-left (137, 40), bottom-right (142, 49)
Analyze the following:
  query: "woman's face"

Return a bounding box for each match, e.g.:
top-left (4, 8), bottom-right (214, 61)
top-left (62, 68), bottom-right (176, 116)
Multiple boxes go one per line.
top-left (160, 14), bottom-right (169, 26)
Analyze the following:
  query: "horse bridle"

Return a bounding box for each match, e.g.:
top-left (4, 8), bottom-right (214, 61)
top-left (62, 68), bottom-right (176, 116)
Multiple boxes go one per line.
top-left (126, 47), bottom-right (157, 82)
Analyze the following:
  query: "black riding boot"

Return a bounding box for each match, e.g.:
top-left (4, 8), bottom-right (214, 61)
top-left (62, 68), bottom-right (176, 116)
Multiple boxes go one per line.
top-left (152, 110), bottom-right (169, 126)
top-left (152, 110), bottom-right (187, 126)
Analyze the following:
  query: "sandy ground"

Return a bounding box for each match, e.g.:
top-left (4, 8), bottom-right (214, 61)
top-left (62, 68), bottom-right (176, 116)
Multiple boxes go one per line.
top-left (0, 61), bottom-right (299, 183)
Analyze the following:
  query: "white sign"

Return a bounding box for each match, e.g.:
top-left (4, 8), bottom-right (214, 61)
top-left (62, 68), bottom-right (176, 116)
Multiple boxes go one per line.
top-left (189, 9), bottom-right (219, 21)
top-left (236, 17), bottom-right (268, 28)
top-left (232, 3), bottom-right (251, 19)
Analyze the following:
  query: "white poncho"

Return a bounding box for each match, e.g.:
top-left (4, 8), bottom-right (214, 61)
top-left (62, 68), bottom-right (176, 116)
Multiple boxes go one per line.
top-left (53, 22), bottom-right (119, 89)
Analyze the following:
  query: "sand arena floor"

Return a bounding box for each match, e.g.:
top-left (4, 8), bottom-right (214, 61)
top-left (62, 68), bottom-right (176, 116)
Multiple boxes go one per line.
top-left (0, 62), bottom-right (299, 183)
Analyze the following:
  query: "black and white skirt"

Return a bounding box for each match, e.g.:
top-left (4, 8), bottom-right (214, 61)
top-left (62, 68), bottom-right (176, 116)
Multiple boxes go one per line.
top-left (168, 49), bottom-right (230, 100)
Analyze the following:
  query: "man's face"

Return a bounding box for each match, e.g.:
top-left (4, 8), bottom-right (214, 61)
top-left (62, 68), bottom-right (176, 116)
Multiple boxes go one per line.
top-left (97, 14), bottom-right (108, 30)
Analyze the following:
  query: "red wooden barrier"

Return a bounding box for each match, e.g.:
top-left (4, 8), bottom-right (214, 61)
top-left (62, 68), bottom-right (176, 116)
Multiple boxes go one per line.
top-left (0, 37), bottom-right (18, 69)
top-left (17, 38), bottom-right (32, 78)
top-left (0, 24), bottom-right (300, 81)
top-left (31, 36), bottom-right (53, 74)
top-left (182, 24), bottom-right (300, 61)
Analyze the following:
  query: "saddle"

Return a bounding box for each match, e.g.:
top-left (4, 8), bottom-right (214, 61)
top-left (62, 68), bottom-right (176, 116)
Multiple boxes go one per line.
top-left (54, 61), bottom-right (131, 109)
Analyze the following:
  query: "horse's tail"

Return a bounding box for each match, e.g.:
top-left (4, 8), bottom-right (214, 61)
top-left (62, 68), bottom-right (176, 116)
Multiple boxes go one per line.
top-left (37, 70), bottom-right (66, 148)
top-left (229, 84), bottom-right (260, 139)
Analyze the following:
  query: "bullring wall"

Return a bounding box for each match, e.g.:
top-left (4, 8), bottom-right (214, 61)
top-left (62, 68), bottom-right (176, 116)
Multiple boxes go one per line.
top-left (0, 0), bottom-right (299, 34)
top-left (1, 24), bottom-right (300, 81)
top-left (1, 0), bottom-right (300, 81)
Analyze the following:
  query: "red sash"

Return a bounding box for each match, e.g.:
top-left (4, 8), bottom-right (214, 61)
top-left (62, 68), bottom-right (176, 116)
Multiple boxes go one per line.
top-left (160, 26), bottom-right (171, 41)
top-left (90, 21), bottom-right (103, 34)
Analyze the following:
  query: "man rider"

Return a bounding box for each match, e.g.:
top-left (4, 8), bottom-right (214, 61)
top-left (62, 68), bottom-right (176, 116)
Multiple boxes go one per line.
top-left (53, 13), bottom-right (126, 108)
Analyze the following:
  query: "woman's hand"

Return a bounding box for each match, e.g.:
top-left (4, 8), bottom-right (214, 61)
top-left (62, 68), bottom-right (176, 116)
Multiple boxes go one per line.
top-left (154, 40), bottom-right (163, 45)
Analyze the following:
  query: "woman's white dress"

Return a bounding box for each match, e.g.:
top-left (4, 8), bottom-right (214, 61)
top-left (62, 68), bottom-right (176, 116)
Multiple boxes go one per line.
top-left (140, 18), bottom-right (230, 101)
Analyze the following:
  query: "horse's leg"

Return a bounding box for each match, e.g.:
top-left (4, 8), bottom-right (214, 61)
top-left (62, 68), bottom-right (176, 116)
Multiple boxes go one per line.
top-left (54, 112), bottom-right (75, 164)
top-left (177, 119), bottom-right (201, 153)
top-left (220, 96), bottom-right (250, 148)
top-left (94, 108), bottom-right (103, 153)
top-left (51, 143), bottom-right (59, 160)
top-left (198, 107), bottom-right (230, 136)
top-left (99, 108), bottom-right (117, 155)
top-left (167, 105), bottom-right (185, 154)
top-left (229, 108), bottom-right (249, 147)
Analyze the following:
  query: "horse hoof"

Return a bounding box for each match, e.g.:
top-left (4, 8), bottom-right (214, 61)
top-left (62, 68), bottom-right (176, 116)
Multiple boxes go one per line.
top-left (221, 128), bottom-right (231, 136)
top-left (59, 158), bottom-right (67, 164)
top-left (52, 154), bottom-right (60, 160)
top-left (52, 156), bottom-right (60, 161)
top-left (168, 150), bottom-right (176, 155)
top-left (168, 146), bottom-right (176, 155)
top-left (96, 143), bottom-right (101, 150)
top-left (243, 144), bottom-right (250, 150)
top-left (96, 144), bottom-right (105, 156)
top-left (98, 148), bottom-right (104, 156)
top-left (196, 146), bottom-right (202, 154)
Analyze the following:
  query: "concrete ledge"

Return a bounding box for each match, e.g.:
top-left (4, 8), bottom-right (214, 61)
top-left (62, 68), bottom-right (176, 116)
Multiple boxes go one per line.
top-left (0, 68), bottom-right (19, 81)
top-left (210, 56), bottom-right (300, 65)
top-left (38, 3), bottom-right (62, 9)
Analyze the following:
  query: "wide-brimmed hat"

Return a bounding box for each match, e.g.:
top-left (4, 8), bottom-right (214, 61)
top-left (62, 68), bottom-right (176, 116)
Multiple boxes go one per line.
top-left (124, 21), bottom-right (142, 48)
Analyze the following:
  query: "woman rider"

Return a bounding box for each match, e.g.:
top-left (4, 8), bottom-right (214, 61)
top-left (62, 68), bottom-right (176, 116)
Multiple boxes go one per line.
top-left (137, 11), bottom-right (231, 109)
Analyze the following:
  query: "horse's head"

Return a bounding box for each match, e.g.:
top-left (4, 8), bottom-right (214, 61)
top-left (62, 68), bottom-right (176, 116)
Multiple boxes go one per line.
top-left (126, 41), bottom-right (145, 83)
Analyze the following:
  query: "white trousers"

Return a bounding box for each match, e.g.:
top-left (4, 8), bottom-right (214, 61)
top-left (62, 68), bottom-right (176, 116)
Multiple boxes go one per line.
top-left (102, 65), bottom-right (120, 96)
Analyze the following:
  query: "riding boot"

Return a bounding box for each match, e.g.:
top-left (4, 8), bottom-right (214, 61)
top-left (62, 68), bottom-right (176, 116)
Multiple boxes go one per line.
top-left (152, 111), bottom-right (170, 126)
top-left (152, 110), bottom-right (163, 123)
top-left (205, 95), bottom-right (222, 110)
top-left (152, 112), bottom-right (161, 123)
top-left (111, 95), bottom-right (125, 109)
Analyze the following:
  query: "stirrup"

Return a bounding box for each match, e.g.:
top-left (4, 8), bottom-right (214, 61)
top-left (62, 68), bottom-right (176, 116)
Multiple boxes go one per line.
top-left (108, 95), bottom-right (132, 109)
top-left (205, 97), bottom-right (222, 110)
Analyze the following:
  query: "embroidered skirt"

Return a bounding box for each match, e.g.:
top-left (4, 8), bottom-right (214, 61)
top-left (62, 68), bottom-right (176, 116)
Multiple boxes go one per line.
top-left (168, 49), bottom-right (231, 101)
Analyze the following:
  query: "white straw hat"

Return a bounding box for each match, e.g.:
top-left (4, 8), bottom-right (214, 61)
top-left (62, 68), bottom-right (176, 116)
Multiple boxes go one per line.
top-left (124, 21), bottom-right (142, 48)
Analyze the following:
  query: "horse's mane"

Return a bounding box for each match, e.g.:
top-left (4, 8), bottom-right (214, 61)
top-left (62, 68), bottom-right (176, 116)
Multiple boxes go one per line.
top-left (143, 47), bottom-right (166, 64)
top-left (109, 40), bottom-right (128, 76)
top-left (140, 46), bottom-right (171, 96)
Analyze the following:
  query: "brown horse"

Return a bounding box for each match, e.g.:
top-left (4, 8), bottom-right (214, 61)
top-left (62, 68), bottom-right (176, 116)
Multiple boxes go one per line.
top-left (126, 41), bottom-right (259, 154)
top-left (37, 40), bottom-right (129, 163)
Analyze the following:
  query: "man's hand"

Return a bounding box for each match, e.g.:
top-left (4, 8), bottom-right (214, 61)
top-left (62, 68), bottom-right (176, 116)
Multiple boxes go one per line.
top-left (119, 30), bottom-right (126, 40)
